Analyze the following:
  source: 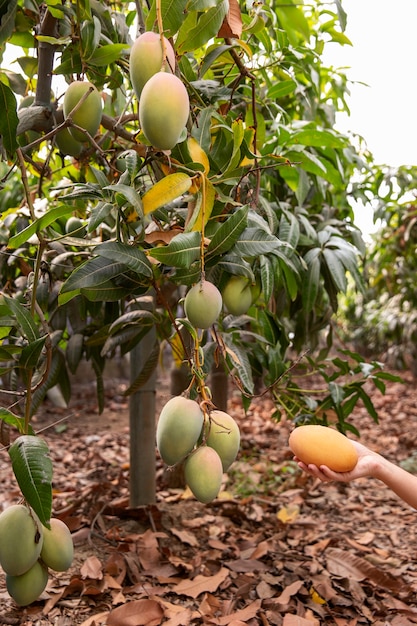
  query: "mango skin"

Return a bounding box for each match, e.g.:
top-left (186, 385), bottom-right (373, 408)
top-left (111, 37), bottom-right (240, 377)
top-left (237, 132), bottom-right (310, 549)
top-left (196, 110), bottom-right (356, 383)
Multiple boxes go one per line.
top-left (222, 275), bottom-right (253, 316)
top-left (40, 518), bottom-right (74, 572)
top-left (56, 126), bottom-right (83, 157)
top-left (184, 280), bottom-right (222, 329)
top-left (6, 560), bottom-right (48, 606)
top-left (289, 425), bottom-right (358, 472)
top-left (139, 72), bottom-right (189, 151)
top-left (184, 446), bottom-right (223, 504)
top-left (130, 31), bottom-right (176, 99)
top-left (63, 81), bottom-right (102, 142)
top-left (157, 396), bottom-right (204, 466)
top-left (206, 410), bottom-right (240, 471)
top-left (0, 505), bottom-right (44, 576)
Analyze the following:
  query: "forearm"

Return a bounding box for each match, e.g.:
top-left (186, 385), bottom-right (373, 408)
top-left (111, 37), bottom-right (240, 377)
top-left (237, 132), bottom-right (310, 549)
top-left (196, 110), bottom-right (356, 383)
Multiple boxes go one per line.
top-left (371, 455), bottom-right (417, 510)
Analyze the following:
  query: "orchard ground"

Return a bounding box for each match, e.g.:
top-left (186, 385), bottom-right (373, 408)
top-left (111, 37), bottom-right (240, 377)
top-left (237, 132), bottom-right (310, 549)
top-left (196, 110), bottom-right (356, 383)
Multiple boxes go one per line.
top-left (1, 358), bottom-right (417, 625)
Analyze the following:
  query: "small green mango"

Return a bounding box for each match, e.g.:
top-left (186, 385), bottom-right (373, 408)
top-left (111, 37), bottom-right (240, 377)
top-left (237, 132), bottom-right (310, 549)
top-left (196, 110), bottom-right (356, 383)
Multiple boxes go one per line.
top-left (0, 504), bottom-right (44, 576)
top-left (206, 410), bottom-right (240, 471)
top-left (56, 126), bottom-right (83, 157)
top-left (184, 446), bottom-right (223, 504)
top-left (130, 31), bottom-right (176, 98)
top-left (6, 560), bottom-right (48, 606)
top-left (139, 72), bottom-right (189, 151)
top-left (40, 518), bottom-right (74, 572)
top-left (156, 396), bottom-right (204, 466)
top-left (222, 275), bottom-right (253, 316)
top-left (63, 81), bottom-right (102, 143)
top-left (184, 280), bottom-right (222, 329)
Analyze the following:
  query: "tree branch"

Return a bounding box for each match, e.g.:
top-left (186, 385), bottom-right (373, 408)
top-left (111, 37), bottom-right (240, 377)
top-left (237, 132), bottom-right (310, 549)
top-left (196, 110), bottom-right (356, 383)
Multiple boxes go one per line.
top-left (35, 6), bottom-right (59, 107)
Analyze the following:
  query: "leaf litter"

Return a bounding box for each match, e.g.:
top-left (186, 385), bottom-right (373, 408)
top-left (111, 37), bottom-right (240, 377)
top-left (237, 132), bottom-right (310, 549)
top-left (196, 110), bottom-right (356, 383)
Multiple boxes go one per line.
top-left (1, 368), bottom-right (417, 624)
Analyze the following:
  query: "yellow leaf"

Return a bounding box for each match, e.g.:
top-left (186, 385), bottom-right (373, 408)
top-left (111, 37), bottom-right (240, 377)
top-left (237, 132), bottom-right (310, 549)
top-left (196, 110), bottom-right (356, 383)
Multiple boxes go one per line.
top-left (309, 585), bottom-right (326, 605)
top-left (142, 173), bottom-right (192, 215)
top-left (187, 137), bottom-right (210, 174)
top-left (277, 504), bottom-right (300, 524)
top-left (187, 176), bottom-right (216, 232)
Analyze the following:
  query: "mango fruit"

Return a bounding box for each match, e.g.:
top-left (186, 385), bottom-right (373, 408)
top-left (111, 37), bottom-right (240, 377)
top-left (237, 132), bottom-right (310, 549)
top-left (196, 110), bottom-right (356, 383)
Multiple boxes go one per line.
top-left (184, 446), bottom-right (223, 504)
top-left (206, 410), bottom-right (240, 471)
top-left (0, 504), bottom-right (44, 576)
top-left (139, 72), bottom-right (189, 151)
top-left (184, 280), bottom-right (222, 329)
top-left (6, 560), bottom-right (48, 607)
top-left (156, 396), bottom-right (204, 466)
top-left (289, 424), bottom-right (358, 472)
top-left (40, 518), bottom-right (74, 571)
top-left (130, 31), bottom-right (176, 98)
top-left (63, 80), bottom-right (102, 142)
top-left (56, 126), bottom-right (83, 157)
top-left (222, 275), bottom-right (253, 316)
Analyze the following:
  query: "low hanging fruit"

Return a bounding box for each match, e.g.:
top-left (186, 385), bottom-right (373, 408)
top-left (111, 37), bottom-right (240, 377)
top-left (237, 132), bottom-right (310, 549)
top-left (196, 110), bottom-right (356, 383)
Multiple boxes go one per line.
top-left (156, 396), bottom-right (204, 466)
top-left (222, 275), bottom-right (254, 316)
top-left (139, 72), bottom-right (189, 151)
top-left (40, 518), bottom-right (74, 572)
top-left (6, 560), bottom-right (48, 607)
top-left (63, 80), bottom-right (102, 143)
top-left (0, 504), bottom-right (44, 576)
top-left (288, 424), bottom-right (358, 472)
top-left (184, 446), bottom-right (224, 504)
top-left (184, 280), bottom-right (223, 329)
top-left (130, 31), bottom-right (176, 98)
top-left (206, 410), bottom-right (241, 472)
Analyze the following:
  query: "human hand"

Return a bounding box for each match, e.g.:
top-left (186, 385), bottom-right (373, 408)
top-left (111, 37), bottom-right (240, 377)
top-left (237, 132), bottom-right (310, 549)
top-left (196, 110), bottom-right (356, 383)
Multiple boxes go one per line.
top-left (294, 440), bottom-right (381, 483)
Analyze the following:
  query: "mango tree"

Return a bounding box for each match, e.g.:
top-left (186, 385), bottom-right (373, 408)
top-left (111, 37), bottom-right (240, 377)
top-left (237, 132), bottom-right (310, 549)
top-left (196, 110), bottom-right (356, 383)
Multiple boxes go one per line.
top-left (0, 0), bottom-right (397, 539)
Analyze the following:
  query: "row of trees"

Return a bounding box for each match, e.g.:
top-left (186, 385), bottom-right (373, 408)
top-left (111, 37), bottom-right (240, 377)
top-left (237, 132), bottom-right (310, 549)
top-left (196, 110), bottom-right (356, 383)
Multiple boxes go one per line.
top-left (0, 0), bottom-right (400, 518)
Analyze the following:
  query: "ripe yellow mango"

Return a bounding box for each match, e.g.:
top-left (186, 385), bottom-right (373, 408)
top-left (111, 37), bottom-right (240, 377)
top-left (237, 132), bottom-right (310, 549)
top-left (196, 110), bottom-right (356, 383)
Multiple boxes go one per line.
top-left (206, 410), bottom-right (240, 471)
top-left (184, 280), bottom-right (223, 329)
top-left (40, 518), bottom-right (74, 571)
top-left (0, 504), bottom-right (44, 576)
top-left (130, 31), bottom-right (176, 98)
top-left (63, 81), bottom-right (102, 143)
top-left (6, 560), bottom-right (48, 606)
top-left (139, 72), bottom-right (189, 151)
top-left (156, 396), bottom-right (204, 466)
top-left (184, 446), bottom-right (223, 504)
top-left (222, 275), bottom-right (253, 316)
top-left (289, 424), bottom-right (358, 472)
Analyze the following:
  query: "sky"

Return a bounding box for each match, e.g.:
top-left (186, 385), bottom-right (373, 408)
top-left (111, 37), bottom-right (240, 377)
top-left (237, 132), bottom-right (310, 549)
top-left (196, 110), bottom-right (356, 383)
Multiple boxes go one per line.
top-left (324, 0), bottom-right (417, 167)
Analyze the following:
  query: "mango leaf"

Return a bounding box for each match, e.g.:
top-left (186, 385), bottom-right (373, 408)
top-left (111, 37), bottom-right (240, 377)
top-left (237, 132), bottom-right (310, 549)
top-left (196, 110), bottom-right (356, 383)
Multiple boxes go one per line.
top-left (103, 183), bottom-right (143, 215)
top-left (222, 334), bottom-right (254, 394)
top-left (0, 82), bottom-right (18, 155)
top-left (322, 247), bottom-right (347, 292)
top-left (0, 408), bottom-right (33, 435)
top-left (142, 173), bottom-right (192, 215)
top-left (302, 252), bottom-right (320, 313)
top-left (276, 1), bottom-right (310, 44)
top-left (9, 435), bottom-right (53, 526)
top-left (7, 205), bottom-right (74, 249)
top-left (146, 0), bottom-right (188, 37)
top-left (149, 231), bottom-right (201, 268)
top-left (3, 295), bottom-right (39, 342)
top-left (292, 127), bottom-right (347, 149)
top-left (60, 256), bottom-right (128, 293)
top-left (0, 0), bottom-right (17, 45)
top-left (88, 43), bottom-right (129, 66)
top-left (259, 255), bottom-right (274, 304)
top-left (206, 205), bottom-right (248, 260)
top-left (267, 80), bottom-right (297, 99)
top-left (95, 241), bottom-right (153, 278)
top-left (232, 228), bottom-right (281, 257)
top-left (19, 335), bottom-right (48, 370)
top-left (188, 176), bottom-right (216, 232)
top-left (222, 118), bottom-right (245, 176)
top-left (177, 0), bottom-right (229, 53)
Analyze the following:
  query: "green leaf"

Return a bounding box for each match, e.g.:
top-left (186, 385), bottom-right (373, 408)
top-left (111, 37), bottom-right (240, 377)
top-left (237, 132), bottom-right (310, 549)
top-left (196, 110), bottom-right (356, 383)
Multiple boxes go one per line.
top-left (177, 0), bottom-right (229, 53)
top-left (0, 0), bottom-right (17, 46)
top-left (146, 0), bottom-right (188, 37)
top-left (276, 2), bottom-right (310, 43)
top-left (9, 435), bottom-right (53, 526)
top-left (7, 205), bottom-right (74, 249)
top-left (302, 254), bottom-right (320, 313)
top-left (60, 256), bottom-right (128, 293)
top-left (0, 408), bottom-right (32, 435)
top-left (206, 206), bottom-right (248, 260)
top-left (3, 296), bottom-right (39, 342)
top-left (322, 247), bottom-right (347, 292)
top-left (293, 128), bottom-right (346, 149)
top-left (267, 80), bottom-right (297, 99)
top-left (0, 82), bottom-right (18, 155)
top-left (149, 232), bottom-right (201, 268)
top-left (87, 43), bottom-right (129, 66)
top-left (19, 335), bottom-right (47, 370)
top-left (95, 242), bottom-right (153, 278)
top-left (123, 338), bottom-right (160, 396)
top-left (232, 228), bottom-right (282, 257)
